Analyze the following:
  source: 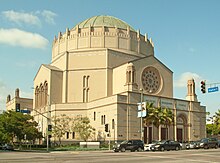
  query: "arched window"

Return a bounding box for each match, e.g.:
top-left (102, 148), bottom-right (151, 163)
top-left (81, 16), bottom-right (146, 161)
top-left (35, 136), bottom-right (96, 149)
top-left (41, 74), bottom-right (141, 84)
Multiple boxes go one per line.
top-left (40, 84), bottom-right (44, 107)
top-left (128, 71), bottom-right (131, 83)
top-left (35, 86), bottom-right (39, 108)
top-left (44, 81), bottom-right (48, 105)
top-left (35, 81), bottom-right (49, 109)
top-left (82, 75), bottom-right (90, 103)
top-left (126, 63), bottom-right (136, 84)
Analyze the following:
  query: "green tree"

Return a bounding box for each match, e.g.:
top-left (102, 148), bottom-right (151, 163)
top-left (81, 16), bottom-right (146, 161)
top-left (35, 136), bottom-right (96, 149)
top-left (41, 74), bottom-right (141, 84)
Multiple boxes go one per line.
top-left (24, 121), bottom-right (43, 143)
top-left (214, 109), bottom-right (220, 127)
top-left (143, 104), bottom-right (174, 140)
top-left (72, 116), bottom-right (95, 141)
top-left (51, 114), bottom-right (72, 146)
top-left (160, 107), bottom-right (174, 139)
top-left (143, 102), bottom-right (155, 126)
top-left (0, 111), bottom-right (42, 144)
top-left (0, 115), bottom-right (11, 143)
top-left (206, 110), bottom-right (220, 136)
top-left (206, 123), bottom-right (219, 135)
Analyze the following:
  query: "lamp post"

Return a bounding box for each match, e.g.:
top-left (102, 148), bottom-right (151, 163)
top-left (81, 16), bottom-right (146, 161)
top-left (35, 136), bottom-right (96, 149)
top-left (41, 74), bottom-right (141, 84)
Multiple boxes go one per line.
top-left (33, 108), bottom-right (50, 152)
top-left (33, 93), bottom-right (51, 152)
top-left (46, 93), bottom-right (51, 152)
top-left (140, 88), bottom-right (143, 141)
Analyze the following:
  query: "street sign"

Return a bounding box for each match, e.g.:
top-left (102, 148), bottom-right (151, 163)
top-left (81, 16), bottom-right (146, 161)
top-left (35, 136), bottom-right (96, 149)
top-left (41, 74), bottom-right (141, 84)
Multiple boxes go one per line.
top-left (208, 86), bottom-right (219, 93)
top-left (20, 110), bottom-right (30, 114)
top-left (138, 111), bottom-right (147, 117)
top-left (137, 102), bottom-right (147, 117)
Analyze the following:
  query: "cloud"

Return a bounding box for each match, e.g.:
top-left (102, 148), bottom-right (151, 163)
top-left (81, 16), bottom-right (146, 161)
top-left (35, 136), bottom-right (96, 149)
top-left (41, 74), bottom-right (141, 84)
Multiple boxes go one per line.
top-left (41, 10), bottom-right (57, 25)
top-left (174, 72), bottom-right (202, 88)
top-left (0, 80), bottom-right (7, 110)
top-left (2, 10), bottom-right (57, 26)
top-left (0, 28), bottom-right (49, 49)
top-left (2, 10), bottom-right (41, 27)
top-left (0, 80), bottom-right (6, 89)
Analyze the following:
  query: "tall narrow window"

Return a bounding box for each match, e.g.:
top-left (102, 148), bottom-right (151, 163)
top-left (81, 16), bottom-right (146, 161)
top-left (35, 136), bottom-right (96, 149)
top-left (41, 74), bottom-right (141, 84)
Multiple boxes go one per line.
top-left (126, 63), bottom-right (136, 85)
top-left (82, 75), bottom-right (90, 102)
top-left (35, 86), bottom-right (39, 108)
top-left (104, 115), bottom-right (106, 124)
top-left (40, 84), bottom-right (43, 107)
top-left (112, 119), bottom-right (115, 129)
top-left (44, 82), bottom-right (48, 106)
top-left (83, 76), bottom-right (86, 103)
top-left (94, 112), bottom-right (96, 121)
top-left (86, 88), bottom-right (89, 102)
top-left (83, 89), bottom-right (86, 103)
top-left (128, 71), bottom-right (131, 83)
top-left (72, 132), bottom-right (75, 139)
top-left (86, 76), bottom-right (89, 102)
top-left (66, 132), bottom-right (69, 139)
top-left (83, 76), bottom-right (86, 87)
top-left (101, 115), bottom-right (103, 125)
top-left (132, 71), bottom-right (135, 83)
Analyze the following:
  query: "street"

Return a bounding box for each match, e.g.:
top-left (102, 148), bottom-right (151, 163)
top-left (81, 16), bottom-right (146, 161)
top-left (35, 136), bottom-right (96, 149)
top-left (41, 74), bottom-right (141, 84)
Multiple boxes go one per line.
top-left (0, 149), bottom-right (220, 163)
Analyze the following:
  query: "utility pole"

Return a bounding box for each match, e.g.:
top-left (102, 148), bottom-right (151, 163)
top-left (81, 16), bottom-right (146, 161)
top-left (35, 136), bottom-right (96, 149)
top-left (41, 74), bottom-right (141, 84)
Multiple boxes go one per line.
top-left (33, 94), bottom-right (51, 152)
top-left (140, 88), bottom-right (143, 141)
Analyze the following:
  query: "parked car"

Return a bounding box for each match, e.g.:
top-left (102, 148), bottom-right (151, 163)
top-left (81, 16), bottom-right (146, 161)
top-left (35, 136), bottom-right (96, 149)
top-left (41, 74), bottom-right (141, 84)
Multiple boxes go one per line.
top-left (199, 138), bottom-right (218, 149)
top-left (2, 144), bottom-right (14, 150)
top-left (150, 140), bottom-right (181, 151)
top-left (144, 140), bottom-right (159, 151)
top-left (218, 140), bottom-right (220, 147)
top-left (186, 141), bottom-right (200, 149)
top-left (113, 140), bottom-right (144, 152)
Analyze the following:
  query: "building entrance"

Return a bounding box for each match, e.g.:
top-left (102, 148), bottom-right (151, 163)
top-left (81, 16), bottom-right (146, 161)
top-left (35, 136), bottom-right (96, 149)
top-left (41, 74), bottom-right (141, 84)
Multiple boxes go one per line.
top-left (177, 128), bottom-right (183, 142)
top-left (144, 127), bottom-right (152, 144)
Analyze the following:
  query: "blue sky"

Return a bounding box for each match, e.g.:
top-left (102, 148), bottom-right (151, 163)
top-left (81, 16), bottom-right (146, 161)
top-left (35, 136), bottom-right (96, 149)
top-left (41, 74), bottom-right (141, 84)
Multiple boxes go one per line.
top-left (0, 0), bottom-right (220, 116)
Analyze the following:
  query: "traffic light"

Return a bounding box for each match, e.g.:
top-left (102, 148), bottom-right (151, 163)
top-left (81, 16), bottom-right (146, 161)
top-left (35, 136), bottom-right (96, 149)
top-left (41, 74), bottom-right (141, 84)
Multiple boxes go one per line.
top-left (201, 81), bottom-right (206, 93)
top-left (16, 103), bottom-right (20, 112)
top-left (105, 124), bottom-right (109, 132)
top-left (48, 124), bottom-right (52, 131)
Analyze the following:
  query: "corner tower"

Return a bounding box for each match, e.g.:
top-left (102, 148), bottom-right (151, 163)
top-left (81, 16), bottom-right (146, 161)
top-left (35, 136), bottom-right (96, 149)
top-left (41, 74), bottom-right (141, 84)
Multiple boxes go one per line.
top-left (186, 78), bottom-right (198, 102)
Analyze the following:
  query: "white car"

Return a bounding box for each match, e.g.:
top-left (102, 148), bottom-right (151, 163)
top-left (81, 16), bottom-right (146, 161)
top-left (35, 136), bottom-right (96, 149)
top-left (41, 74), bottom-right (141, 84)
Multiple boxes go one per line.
top-left (144, 141), bottom-right (159, 151)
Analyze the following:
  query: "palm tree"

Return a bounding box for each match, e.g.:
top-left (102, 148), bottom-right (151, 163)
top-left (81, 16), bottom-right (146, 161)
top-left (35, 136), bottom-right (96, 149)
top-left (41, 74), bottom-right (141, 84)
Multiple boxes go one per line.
top-left (160, 107), bottom-right (174, 140)
top-left (214, 109), bottom-right (220, 133)
top-left (214, 109), bottom-right (220, 124)
top-left (143, 102), bottom-right (155, 143)
top-left (143, 102), bottom-right (155, 126)
top-left (144, 106), bottom-right (174, 141)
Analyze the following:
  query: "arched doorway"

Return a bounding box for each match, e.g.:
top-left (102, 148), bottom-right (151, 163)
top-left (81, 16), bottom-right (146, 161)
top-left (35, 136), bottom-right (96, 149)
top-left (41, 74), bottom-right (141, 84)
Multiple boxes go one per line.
top-left (176, 114), bottom-right (187, 142)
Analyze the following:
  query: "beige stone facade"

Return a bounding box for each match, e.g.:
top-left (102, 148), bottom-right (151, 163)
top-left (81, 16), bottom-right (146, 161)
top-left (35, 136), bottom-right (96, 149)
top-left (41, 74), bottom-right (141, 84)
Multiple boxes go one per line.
top-left (6, 88), bottom-right (33, 114)
top-left (33, 15), bottom-right (206, 143)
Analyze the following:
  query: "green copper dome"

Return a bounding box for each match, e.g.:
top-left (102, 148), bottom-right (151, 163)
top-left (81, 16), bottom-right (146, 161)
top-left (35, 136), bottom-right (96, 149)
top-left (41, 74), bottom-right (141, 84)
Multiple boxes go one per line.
top-left (74, 15), bottom-right (135, 31)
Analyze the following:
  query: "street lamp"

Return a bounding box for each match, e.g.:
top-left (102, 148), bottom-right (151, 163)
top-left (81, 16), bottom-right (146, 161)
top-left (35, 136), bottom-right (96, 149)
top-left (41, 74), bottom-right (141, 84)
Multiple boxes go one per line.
top-left (33, 92), bottom-right (51, 152)
top-left (140, 88), bottom-right (143, 141)
top-left (33, 108), bottom-right (51, 152)
top-left (46, 100), bottom-right (51, 152)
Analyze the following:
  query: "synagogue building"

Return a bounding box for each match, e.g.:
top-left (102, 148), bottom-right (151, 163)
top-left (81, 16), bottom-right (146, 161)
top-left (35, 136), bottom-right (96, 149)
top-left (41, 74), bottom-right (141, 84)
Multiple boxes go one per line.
top-left (33, 15), bottom-right (206, 143)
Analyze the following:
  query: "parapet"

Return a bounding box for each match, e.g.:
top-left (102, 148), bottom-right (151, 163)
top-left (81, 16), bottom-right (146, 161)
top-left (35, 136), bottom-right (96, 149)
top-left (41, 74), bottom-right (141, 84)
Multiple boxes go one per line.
top-left (51, 16), bottom-right (154, 61)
